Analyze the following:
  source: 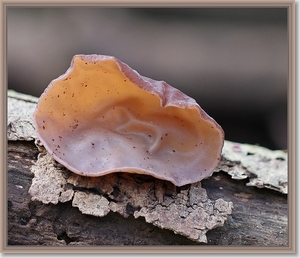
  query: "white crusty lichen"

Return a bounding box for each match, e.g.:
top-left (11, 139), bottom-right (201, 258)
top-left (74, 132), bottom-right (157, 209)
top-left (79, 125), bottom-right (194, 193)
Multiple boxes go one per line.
top-left (29, 152), bottom-right (233, 243)
top-left (218, 141), bottom-right (288, 194)
top-left (72, 192), bottom-right (110, 217)
top-left (7, 90), bottom-right (38, 141)
top-left (29, 153), bottom-right (74, 204)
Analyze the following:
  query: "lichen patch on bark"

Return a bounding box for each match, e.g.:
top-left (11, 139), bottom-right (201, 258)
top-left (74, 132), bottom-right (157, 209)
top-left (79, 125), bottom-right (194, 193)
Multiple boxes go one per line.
top-left (29, 152), bottom-right (233, 243)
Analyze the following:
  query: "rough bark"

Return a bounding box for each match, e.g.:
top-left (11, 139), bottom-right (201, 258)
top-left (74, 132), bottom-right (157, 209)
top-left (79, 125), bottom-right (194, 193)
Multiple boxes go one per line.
top-left (6, 90), bottom-right (288, 246)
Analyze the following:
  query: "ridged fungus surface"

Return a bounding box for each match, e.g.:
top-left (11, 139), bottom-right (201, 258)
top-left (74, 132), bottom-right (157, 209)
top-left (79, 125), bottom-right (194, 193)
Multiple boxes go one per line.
top-left (34, 54), bottom-right (224, 186)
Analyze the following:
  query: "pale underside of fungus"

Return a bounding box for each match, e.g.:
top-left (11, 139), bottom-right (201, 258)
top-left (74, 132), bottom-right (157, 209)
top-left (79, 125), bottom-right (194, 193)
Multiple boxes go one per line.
top-left (34, 54), bottom-right (224, 186)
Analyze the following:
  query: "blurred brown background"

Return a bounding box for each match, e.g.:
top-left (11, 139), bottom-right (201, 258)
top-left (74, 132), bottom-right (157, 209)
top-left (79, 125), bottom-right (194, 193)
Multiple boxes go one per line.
top-left (7, 7), bottom-right (288, 150)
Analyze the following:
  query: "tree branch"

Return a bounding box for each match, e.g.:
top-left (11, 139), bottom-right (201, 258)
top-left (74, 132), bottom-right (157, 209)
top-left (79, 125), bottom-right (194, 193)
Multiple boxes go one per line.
top-left (7, 90), bottom-right (288, 246)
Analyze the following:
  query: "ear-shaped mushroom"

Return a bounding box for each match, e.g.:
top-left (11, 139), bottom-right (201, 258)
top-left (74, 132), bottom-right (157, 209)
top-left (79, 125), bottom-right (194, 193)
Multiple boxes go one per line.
top-left (34, 54), bottom-right (224, 186)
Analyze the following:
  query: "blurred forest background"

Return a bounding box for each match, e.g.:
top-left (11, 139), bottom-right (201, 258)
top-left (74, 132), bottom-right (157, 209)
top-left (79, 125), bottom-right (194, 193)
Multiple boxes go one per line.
top-left (7, 7), bottom-right (288, 150)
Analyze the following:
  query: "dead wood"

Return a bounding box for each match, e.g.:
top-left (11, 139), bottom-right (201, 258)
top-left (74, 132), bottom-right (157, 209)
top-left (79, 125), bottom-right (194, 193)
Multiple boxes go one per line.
top-left (6, 90), bottom-right (288, 246)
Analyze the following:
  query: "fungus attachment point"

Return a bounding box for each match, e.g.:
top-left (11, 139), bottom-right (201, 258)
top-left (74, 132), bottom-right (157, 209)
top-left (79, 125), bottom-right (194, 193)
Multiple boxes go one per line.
top-left (34, 54), bottom-right (224, 186)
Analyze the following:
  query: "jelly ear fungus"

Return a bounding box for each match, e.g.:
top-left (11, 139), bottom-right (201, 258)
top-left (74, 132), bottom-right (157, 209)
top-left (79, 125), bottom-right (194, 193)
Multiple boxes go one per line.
top-left (34, 54), bottom-right (224, 186)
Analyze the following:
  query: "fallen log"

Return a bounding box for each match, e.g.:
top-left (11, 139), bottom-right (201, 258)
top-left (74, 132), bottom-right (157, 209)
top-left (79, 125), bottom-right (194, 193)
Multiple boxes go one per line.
top-left (6, 90), bottom-right (289, 248)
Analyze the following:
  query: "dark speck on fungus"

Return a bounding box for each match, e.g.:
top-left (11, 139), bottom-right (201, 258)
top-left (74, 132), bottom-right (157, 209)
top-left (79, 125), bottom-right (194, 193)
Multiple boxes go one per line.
top-left (34, 54), bottom-right (224, 186)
